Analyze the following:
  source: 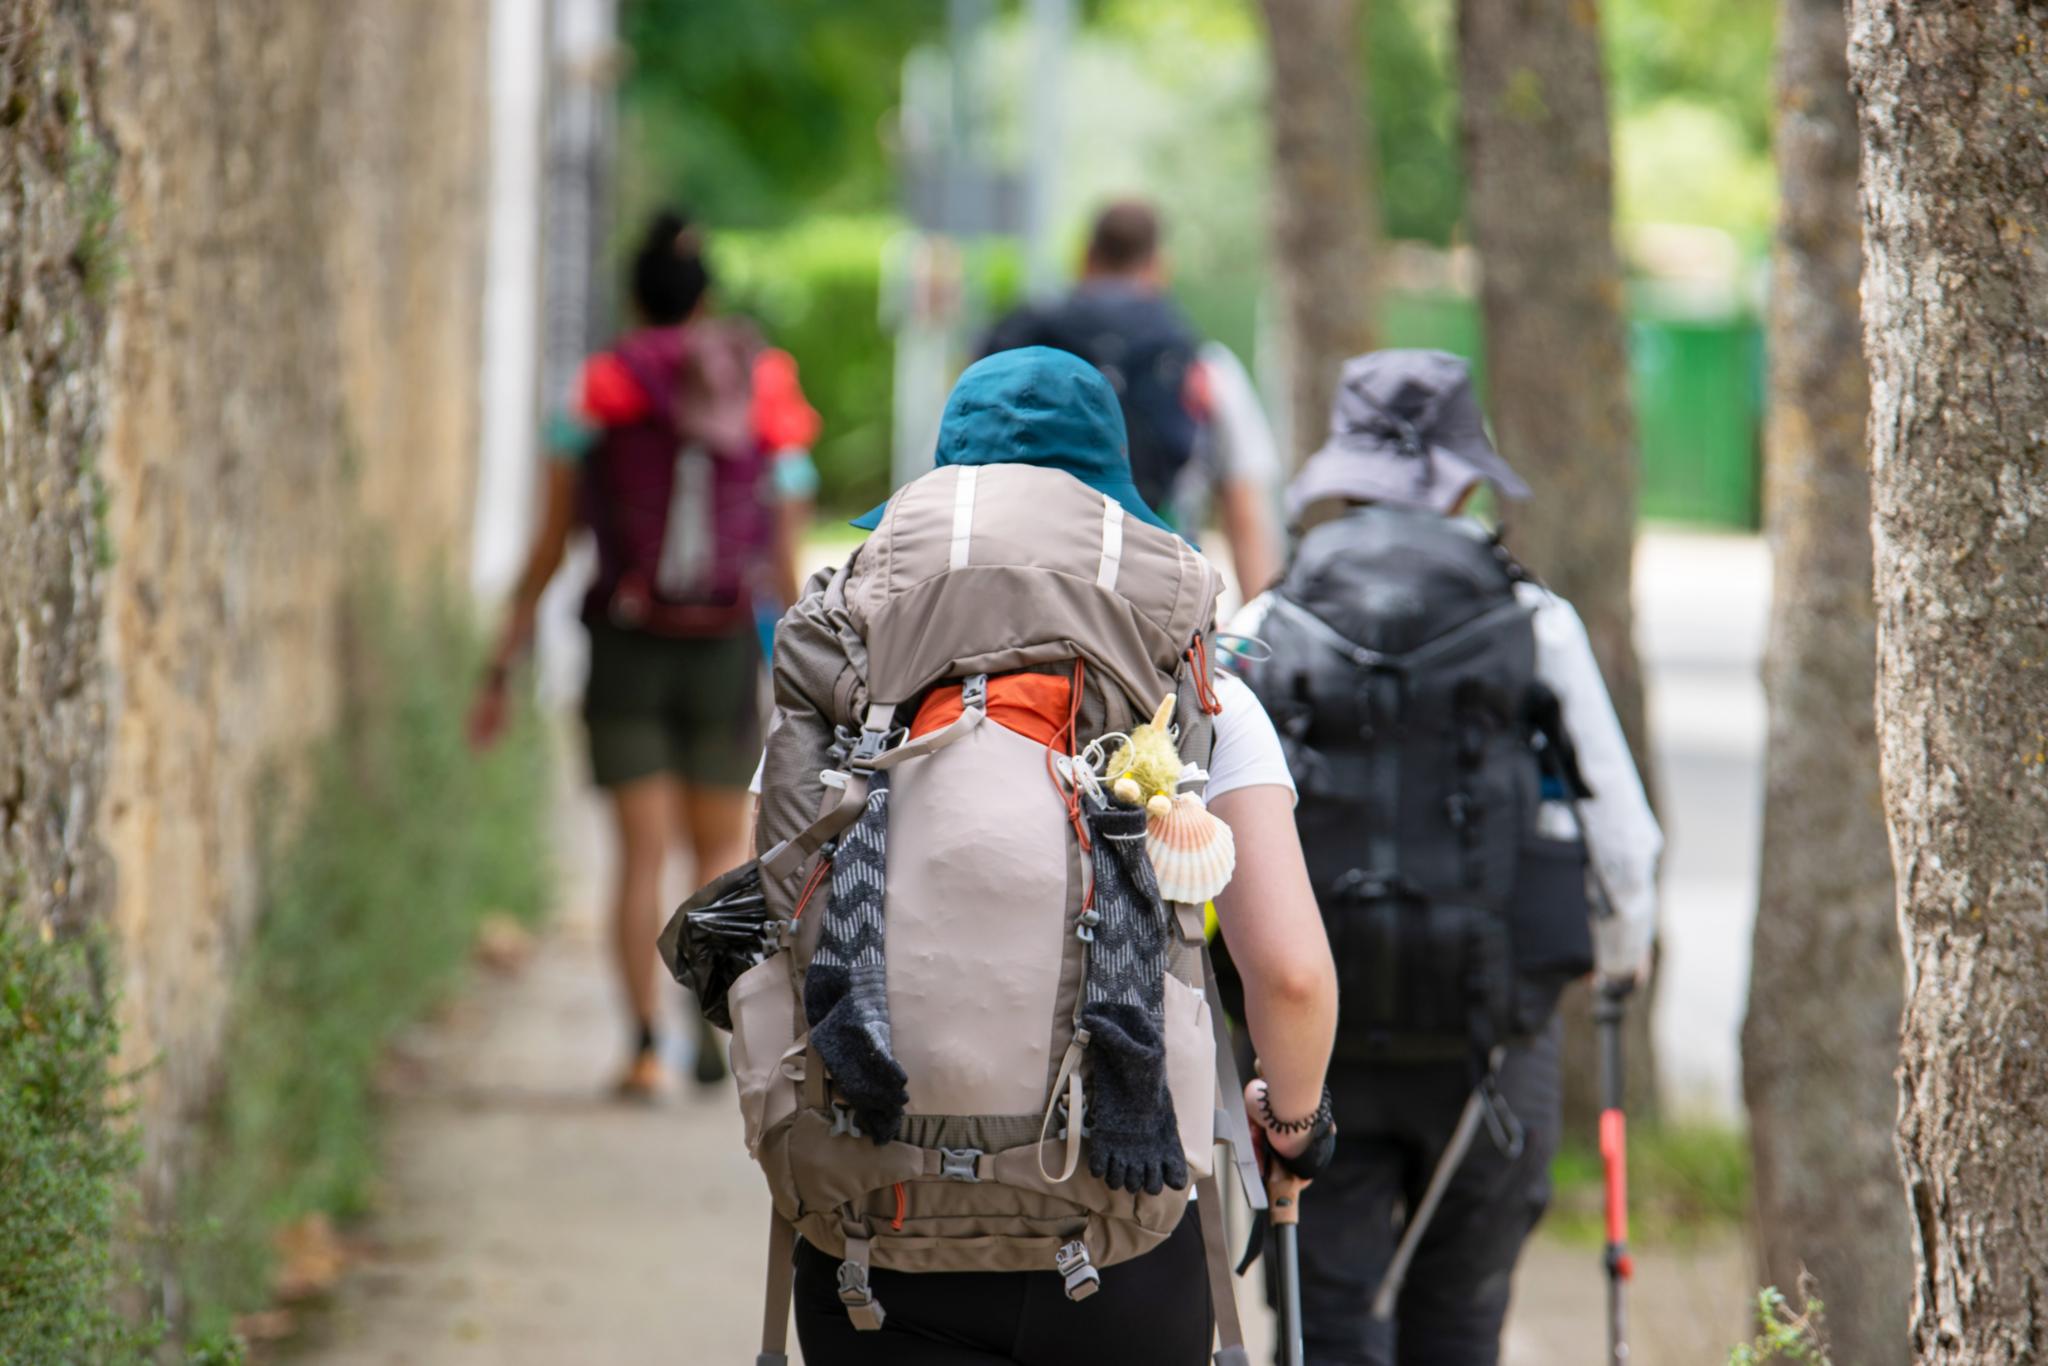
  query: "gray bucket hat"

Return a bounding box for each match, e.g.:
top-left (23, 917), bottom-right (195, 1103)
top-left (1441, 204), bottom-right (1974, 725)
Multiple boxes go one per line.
top-left (1286, 349), bottom-right (1531, 522)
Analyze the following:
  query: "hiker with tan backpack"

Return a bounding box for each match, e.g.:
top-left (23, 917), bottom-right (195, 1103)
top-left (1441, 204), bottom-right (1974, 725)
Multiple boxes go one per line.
top-left (663, 346), bottom-right (1338, 1365)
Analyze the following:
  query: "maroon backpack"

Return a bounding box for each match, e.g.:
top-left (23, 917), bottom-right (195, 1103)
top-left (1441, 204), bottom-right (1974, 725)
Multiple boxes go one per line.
top-left (578, 322), bottom-right (777, 636)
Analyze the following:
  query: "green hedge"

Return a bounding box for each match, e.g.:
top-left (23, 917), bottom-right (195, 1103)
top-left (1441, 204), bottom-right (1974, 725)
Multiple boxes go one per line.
top-left (173, 583), bottom-right (552, 1344)
top-left (714, 216), bottom-right (900, 513)
top-left (713, 215), bottom-right (1027, 515)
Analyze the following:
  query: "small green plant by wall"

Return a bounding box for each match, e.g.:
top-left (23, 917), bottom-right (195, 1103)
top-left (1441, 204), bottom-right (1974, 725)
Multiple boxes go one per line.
top-left (170, 579), bottom-right (553, 1345)
top-left (0, 907), bottom-right (158, 1361)
top-left (1729, 1281), bottom-right (1831, 1366)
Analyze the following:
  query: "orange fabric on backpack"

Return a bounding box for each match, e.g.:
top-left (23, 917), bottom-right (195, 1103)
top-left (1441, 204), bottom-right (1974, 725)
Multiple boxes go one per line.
top-left (909, 673), bottom-right (1074, 751)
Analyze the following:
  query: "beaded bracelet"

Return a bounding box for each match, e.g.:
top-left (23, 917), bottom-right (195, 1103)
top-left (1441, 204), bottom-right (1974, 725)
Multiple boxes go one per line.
top-left (1258, 1083), bottom-right (1334, 1135)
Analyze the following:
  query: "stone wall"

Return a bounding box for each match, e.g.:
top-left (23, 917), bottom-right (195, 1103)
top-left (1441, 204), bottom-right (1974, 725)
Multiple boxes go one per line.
top-left (2, 0), bottom-right (493, 1204)
top-left (0, 0), bottom-right (118, 946)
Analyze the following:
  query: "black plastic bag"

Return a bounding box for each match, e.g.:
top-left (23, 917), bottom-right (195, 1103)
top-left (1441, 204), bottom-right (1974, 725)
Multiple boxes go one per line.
top-left (656, 859), bottom-right (780, 1031)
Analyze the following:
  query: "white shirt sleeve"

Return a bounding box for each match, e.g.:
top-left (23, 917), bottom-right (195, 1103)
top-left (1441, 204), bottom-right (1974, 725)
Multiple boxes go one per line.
top-left (1518, 582), bottom-right (1663, 977)
top-left (1204, 672), bottom-right (1296, 804)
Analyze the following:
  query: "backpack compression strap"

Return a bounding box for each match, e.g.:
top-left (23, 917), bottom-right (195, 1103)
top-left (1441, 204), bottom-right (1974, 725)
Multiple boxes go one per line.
top-left (758, 1207), bottom-right (798, 1366)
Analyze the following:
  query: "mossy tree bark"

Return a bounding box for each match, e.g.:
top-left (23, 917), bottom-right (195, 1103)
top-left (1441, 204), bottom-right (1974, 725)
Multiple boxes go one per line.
top-left (1740, 3), bottom-right (1908, 1359)
top-left (1255, 0), bottom-right (1379, 466)
top-left (1458, 0), bottom-right (1657, 1132)
top-left (1849, 3), bottom-right (2048, 1361)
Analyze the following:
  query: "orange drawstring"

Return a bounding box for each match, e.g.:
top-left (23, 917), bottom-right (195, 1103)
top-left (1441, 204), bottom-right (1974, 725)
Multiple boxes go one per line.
top-left (792, 856), bottom-right (831, 920)
top-left (1045, 658), bottom-right (1092, 856)
top-left (1188, 636), bottom-right (1224, 716)
top-left (892, 1182), bottom-right (908, 1232)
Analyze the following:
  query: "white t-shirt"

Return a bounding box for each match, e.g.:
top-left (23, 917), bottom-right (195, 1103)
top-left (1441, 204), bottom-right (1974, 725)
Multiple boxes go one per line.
top-left (1203, 672), bottom-right (1295, 803)
top-left (746, 670), bottom-right (1294, 804)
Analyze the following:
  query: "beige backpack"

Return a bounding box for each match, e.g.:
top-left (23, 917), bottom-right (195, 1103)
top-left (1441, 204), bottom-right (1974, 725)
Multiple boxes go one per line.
top-left (667, 463), bottom-right (1267, 1365)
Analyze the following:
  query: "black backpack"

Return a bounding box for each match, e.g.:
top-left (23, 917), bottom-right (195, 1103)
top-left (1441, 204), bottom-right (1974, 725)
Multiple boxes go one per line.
top-left (983, 289), bottom-right (1200, 522)
top-left (1240, 506), bottom-right (1596, 1062)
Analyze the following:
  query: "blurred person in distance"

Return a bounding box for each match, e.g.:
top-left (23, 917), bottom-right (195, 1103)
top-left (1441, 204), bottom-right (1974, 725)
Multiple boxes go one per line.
top-left (981, 197), bottom-right (1283, 598)
top-left (470, 207), bottom-right (820, 1100)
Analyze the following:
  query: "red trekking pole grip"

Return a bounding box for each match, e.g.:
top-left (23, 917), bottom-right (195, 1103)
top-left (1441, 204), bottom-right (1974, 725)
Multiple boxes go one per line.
top-left (1600, 1106), bottom-right (1633, 1281)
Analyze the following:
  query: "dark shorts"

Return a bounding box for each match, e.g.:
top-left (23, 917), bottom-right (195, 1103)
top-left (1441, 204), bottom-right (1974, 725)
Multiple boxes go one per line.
top-left (794, 1212), bottom-right (1214, 1366)
top-left (581, 618), bottom-right (763, 790)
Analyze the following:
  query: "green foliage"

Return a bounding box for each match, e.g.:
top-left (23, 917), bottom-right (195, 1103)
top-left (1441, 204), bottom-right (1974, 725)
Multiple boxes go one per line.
top-left (173, 582), bottom-right (552, 1341)
top-left (1549, 1122), bottom-right (1750, 1243)
top-left (712, 215), bottom-right (899, 513)
top-left (0, 912), bottom-right (158, 1361)
top-left (1367, 0), bottom-right (1462, 245)
top-left (1606, 0), bottom-right (1777, 154)
top-left (714, 218), bottom-right (1025, 513)
top-left (619, 0), bottom-right (940, 228)
top-left (1616, 98), bottom-right (1778, 250)
top-left (1729, 1283), bottom-right (1831, 1365)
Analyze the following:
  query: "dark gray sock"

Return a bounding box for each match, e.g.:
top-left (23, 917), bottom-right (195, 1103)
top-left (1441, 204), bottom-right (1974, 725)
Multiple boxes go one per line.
top-left (803, 771), bottom-right (908, 1144)
top-left (1079, 796), bottom-right (1186, 1196)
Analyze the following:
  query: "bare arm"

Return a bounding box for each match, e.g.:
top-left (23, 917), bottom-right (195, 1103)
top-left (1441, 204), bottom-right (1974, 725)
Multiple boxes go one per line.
top-left (1209, 782), bottom-right (1337, 1135)
top-left (491, 461), bottom-right (579, 669)
top-left (773, 494), bottom-right (812, 609)
top-left (1216, 477), bottom-right (1281, 598)
top-left (469, 462), bottom-right (577, 750)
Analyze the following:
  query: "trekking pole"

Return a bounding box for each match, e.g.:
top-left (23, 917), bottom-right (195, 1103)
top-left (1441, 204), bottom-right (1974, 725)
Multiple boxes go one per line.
top-left (1367, 1046), bottom-right (1508, 1322)
top-left (1595, 981), bottom-right (1632, 1365)
top-left (1269, 1167), bottom-right (1308, 1366)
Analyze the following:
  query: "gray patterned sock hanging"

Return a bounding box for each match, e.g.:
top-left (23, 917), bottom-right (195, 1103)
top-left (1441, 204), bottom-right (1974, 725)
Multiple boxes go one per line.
top-left (1079, 793), bottom-right (1186, 1195)
top-left (803, 770), bottom-right (908, 1145)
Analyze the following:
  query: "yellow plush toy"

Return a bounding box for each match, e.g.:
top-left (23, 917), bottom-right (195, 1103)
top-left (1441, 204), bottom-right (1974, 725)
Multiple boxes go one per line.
top-left (1102, 694), bottom-right (1236, 903)
top-left (1105, 694), bottom-right (1187, 817)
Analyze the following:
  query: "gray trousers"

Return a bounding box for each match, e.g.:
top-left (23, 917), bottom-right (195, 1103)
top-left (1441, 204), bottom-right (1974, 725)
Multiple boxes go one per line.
top-left (1276, 1019), bottom-right (1561, 1366)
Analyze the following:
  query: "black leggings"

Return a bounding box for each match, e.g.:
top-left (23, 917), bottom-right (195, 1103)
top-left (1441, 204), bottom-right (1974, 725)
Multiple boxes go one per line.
top-left (1280, 1021), bottom-right (1562, 1365)
top-left (794, 1212), bottom-right (1214, 1365)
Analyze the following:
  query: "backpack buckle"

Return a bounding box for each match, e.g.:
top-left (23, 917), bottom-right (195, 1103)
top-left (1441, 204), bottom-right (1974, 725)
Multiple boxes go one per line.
top-left (961, 673), bottom-right (989, 713)
top-left (849, 726), bottom-right (894, 768)
top-left (847, 703), bottom-right (903, 771)
top-left (835, 1260), bottom-right (885, 1330)
top-left (938, 1147), bottom-right (983, 1182)
top-left (1055, 1239), bottom-right (1101, 1302)
top-left (829, 1105), bottom-right (865, 1140)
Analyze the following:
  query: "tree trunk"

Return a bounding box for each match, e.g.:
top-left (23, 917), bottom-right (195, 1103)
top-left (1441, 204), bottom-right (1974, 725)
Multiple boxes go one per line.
top-left (1740, 3), bottom-right (1909, 1358)
top-left (1458, 0), bottom-right (1658, 1131)
top-left (1256, 0), bottom-right (1379, 467)
top-left (1851, 5), bottom-right (2048, 1363)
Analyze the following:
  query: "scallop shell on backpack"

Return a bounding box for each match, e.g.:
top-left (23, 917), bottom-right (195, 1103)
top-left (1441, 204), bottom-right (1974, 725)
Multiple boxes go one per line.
top-left (1146, 792), bottom-right (1236, 904)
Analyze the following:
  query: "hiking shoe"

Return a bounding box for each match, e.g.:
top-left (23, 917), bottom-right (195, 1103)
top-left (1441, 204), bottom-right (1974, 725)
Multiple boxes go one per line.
top-left (614, 1048), bottom-right (669, 1102)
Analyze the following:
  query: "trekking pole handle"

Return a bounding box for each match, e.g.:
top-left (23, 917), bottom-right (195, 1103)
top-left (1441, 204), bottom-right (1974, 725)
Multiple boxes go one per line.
top-left (1267, 1169), bottom-right (1308, 1227)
